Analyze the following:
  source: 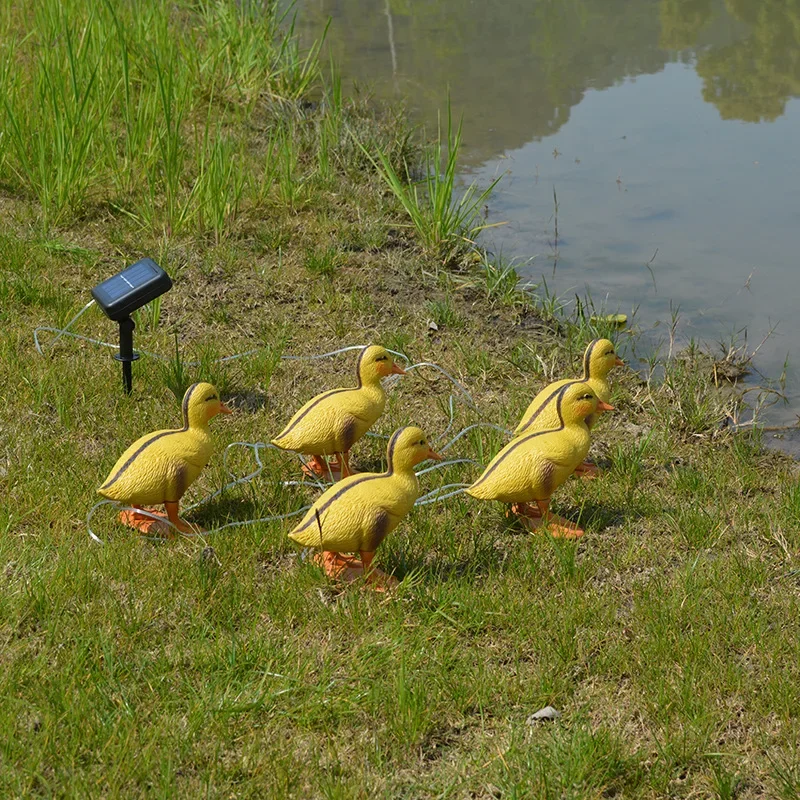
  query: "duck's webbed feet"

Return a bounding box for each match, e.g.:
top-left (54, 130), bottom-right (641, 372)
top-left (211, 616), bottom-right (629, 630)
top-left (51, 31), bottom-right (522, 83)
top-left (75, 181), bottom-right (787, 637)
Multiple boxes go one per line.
top-left (517, 500), bottom-right (585, 539)
top-left (117, 502), bottom-right (203, 538)
top-left (165, 501), bottom-right (205, 535)
top-left (329, 451), bottom-right (357, 479)
top-left (313, 550), bottom-right (365, 582)
top-left (360, 550), bottom-right (399, 592)
top-left (118, 506), bottom-right (172, 537)
top-left (509, 502), bottom-right (543, 520)
top-left (573, 460), bottom-right (602, 479)
top-left (301, 455), bottom-right (332, 480)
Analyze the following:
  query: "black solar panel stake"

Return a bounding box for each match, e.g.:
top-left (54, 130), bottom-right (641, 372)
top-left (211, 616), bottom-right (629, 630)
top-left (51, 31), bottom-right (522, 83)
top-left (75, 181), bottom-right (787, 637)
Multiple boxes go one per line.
top-left (91, 258), bottom-right (172, 394)
top-left (115, 316), bottom-right (139, 395)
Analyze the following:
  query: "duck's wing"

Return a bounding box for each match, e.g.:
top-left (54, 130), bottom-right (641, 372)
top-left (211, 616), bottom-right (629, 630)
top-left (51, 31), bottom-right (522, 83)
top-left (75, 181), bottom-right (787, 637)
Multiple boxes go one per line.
top-left (469, 424), bottom-right (587, 503)
top-left (272, 387), bottom-right (359, 451)
top-left (98, 429), bottom-right (197, 505)
top-left (467, 435), bottom-right (541, 501)
top-left (98, 427), bottom-right (183, 490)
top-left (288, 472), bottom-right (388, 551)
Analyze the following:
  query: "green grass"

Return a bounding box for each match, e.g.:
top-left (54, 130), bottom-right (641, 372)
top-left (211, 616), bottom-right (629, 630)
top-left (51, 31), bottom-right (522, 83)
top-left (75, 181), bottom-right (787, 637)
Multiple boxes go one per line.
top-left (1, 0), bottom-right (800, 797)
top-left (359, 101), bottom-right (503, 266)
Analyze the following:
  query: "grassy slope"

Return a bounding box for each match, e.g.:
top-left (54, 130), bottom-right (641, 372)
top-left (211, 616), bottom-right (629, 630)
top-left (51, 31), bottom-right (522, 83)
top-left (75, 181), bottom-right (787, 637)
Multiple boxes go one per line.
top-left (1, 2), bottom-right (800, 798)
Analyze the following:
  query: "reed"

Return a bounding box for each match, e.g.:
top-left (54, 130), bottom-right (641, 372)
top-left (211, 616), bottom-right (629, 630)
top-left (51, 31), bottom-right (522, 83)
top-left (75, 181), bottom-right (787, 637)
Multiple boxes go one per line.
top-left (360, 101), bottom-right (502, 264)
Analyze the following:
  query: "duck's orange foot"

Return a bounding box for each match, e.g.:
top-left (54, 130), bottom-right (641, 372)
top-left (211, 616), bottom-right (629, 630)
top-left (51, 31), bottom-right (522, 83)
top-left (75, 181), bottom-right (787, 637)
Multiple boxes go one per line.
top-left (574, 461), bottom-right (602, 480)
top-left (118, 507), bottom-right (173, 538)
top-left (364, 568), bottom-right (400, 593)
top-left (118, 508), bottom-right (204, 538)
top-left (520, 513), bottom-right (585, 539)
top-left (313, 551), bottom-right (365, 582)
top-left (301, 455), bottom-right (333, 481)
top-left (508, 502), bottom-right (542, 520)
top-left (171, 518), bottom-right (205, 535)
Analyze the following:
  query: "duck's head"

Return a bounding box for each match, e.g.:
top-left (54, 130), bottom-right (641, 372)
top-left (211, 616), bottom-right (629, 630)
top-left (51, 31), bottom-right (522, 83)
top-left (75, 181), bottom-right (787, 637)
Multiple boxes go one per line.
top-left (182, 382), bottom-right (232, 428)
top-left (358, 345), bottom-right (406, 385)
top-left (559, 382), bottom-right (614, 425)
top-left (386, 426), bottom-right (441, 472)
top-left (583, 339), bottom-right (624, 379)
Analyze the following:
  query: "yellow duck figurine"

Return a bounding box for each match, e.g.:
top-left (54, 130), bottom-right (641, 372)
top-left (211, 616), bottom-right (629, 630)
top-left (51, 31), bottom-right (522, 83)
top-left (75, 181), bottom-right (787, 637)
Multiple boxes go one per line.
top-left (467, 383), bottom-right (613, 538)
top-left (514, 338), bottom-right (623, 478)
top-left (272, 345), bottom-right (405, 480)
top-left (288, 426), bottom-right (440, 590)
top-left (98, 382), bottom-right (231, 536)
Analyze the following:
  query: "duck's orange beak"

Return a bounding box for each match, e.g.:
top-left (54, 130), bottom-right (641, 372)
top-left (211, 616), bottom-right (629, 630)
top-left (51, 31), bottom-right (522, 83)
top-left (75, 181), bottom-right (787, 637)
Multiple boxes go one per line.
top-left (596, 400), bottom-right (615, 413)
top-left (218, 402), bottom-right (233, 415)
top-left (614, 356), bottom-right (625, 367)
top-left (427, 448), bottom-right (442, 461)
top-left (390, 361), bottom-right (406, 375)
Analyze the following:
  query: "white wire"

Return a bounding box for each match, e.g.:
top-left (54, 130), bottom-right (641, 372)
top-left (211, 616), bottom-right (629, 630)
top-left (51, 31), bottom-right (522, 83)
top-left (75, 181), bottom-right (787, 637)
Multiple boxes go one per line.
top-left (34, 299), bottom-right (97, 355)
top-left (415, 458), bottom-right (482, 476)
top-left (432, 396), bottom-right (457, 445)
top-left (414, 484), bottom-right (471, 506)
top-left (439, 422), bottom-right (513, 454)
top-left (383, 362), bottom-right (475, 409)
top-left (47, 308), bottom-right (491, 536)
top-left (183, 445), bottom-right (269, 513)
top-left (87, 498), bottom-right (311, 545)
top-left (34, 311), bottom-right (413, 371)
top-left (34, 312), bottom-right (487, 456)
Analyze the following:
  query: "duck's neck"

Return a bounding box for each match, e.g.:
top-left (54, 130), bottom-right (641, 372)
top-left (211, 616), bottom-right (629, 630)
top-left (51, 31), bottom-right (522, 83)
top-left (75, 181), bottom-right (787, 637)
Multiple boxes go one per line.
top-left (387, 459), bottom-right (420, 489)
top-left (566, 419), bottom-right (591, 443)
top-left (359, 372), bottom-right (386, 398)
top-left (185, 409), bottom-right (211, 432)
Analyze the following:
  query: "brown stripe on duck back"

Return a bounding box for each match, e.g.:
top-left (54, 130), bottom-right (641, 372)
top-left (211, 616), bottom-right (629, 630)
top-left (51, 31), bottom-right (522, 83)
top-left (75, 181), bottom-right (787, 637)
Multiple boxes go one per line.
top-left (182, 382), bottom-right (201, 426)
top-left (471, 386), bottom-right (568, 491)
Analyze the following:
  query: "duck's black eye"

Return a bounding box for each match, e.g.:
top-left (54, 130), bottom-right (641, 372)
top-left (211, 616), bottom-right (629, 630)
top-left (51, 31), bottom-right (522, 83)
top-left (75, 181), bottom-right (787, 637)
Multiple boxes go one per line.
top-left (375, 355), bottom-right (387, 361)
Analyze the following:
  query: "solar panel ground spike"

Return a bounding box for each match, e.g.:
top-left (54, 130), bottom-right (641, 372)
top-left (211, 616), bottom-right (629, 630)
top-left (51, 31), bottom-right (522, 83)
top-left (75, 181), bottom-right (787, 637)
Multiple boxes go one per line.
top-left (91, 259), bottom-right (173, 394)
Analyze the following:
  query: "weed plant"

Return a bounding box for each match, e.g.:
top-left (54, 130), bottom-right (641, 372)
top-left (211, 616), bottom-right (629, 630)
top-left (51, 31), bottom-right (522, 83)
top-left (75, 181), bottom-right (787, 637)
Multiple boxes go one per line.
top-left (361, 102), bottom-right (503, 265)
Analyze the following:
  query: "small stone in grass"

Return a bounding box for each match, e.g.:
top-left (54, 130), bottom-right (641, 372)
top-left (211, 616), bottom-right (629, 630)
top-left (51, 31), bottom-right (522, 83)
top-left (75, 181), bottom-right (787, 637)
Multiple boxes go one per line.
top-left (527, 705), bottom-right (561, 724)
top-left (199, 546), bottom-right (220, 566)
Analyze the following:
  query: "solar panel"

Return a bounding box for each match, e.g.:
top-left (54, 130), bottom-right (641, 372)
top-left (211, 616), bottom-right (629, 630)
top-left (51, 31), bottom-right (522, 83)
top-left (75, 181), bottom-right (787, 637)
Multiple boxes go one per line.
top-left (92, 259), bottom-right (172, 321)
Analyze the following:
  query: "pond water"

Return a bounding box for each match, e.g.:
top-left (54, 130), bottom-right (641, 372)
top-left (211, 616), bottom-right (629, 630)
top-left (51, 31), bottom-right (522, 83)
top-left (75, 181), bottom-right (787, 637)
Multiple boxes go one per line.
top-left (292, 0), bottom-right (800, 426)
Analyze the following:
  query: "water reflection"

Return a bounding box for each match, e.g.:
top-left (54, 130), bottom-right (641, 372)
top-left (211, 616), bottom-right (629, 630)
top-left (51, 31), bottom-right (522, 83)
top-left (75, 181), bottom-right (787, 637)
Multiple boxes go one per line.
top-left (294, 0), bottom-right (800, 159)
top-left (697, 1), bottom-right (800, 122)
top-left (292, 0), bottom-right (800, 422)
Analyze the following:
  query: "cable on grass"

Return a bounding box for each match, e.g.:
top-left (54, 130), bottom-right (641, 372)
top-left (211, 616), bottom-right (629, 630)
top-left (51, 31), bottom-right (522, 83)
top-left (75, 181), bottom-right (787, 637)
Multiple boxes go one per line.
top-left (439, 422), bottom-right (513, 454)
top-left (43, 308), bottom-right (496, 539)
top-left (35, 308), bottom-right (486, 453)
top-left (87, 498), bottom-right (311, 545)
top-left (415, 458), bottom-right (482, 476)
top-left (383, 362), bottom-right (476, 410)
top-left (414, 484), bottom-right (471, 506)
top-left (36, 318), bottom-right (491, 456)
top-left (34, 312), bottom-right (413, 372)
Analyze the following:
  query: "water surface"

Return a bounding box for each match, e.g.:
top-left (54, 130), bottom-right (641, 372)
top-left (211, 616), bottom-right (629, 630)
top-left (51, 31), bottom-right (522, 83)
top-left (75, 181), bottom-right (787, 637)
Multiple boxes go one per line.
top-left (293, 0), bottom-right (800, 424)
